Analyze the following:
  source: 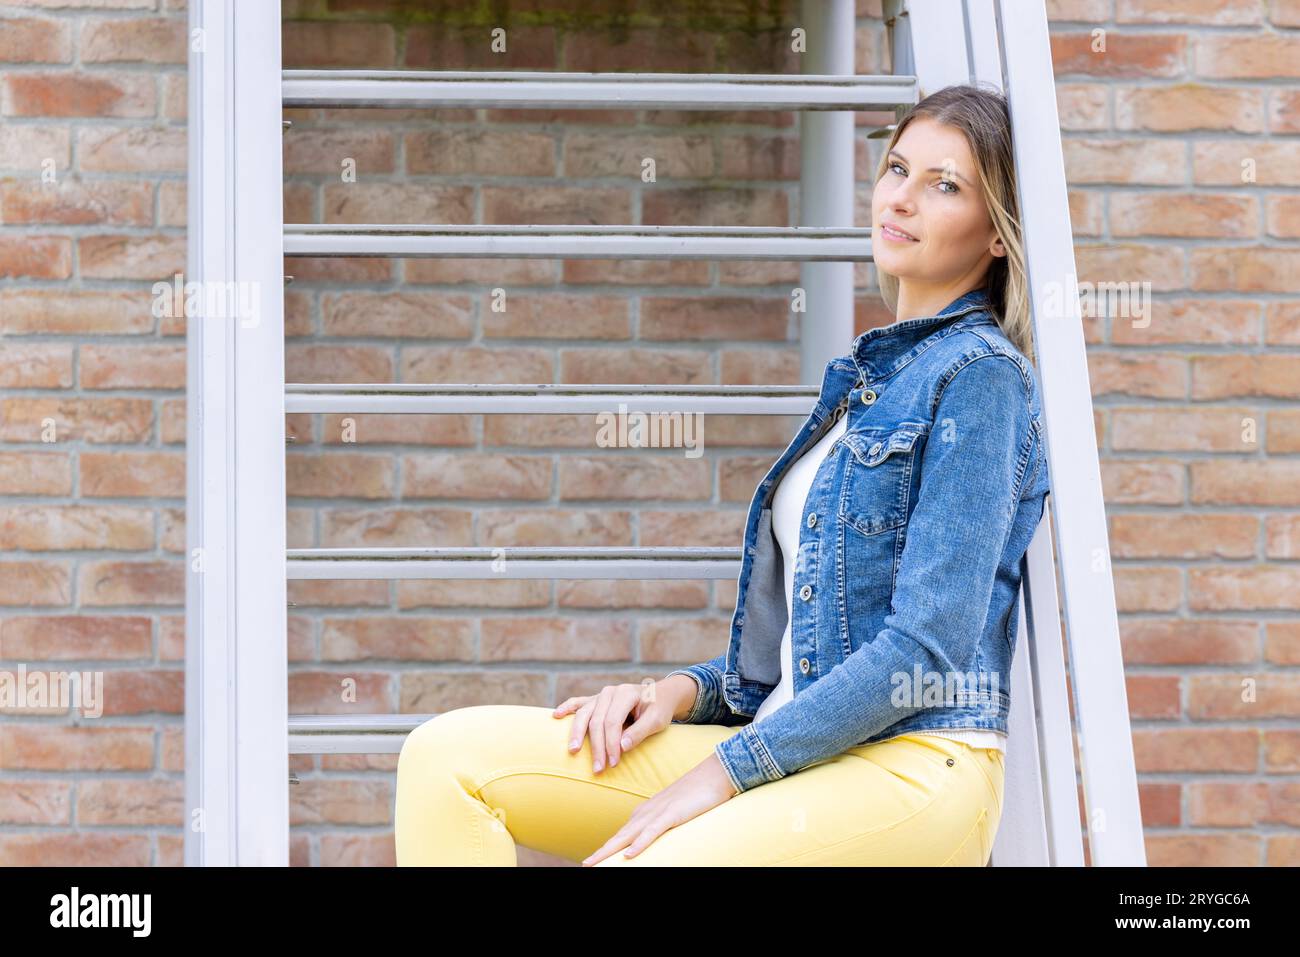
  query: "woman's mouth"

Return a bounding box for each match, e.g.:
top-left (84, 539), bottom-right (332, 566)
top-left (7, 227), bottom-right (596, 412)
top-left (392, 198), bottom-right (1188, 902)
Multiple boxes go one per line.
top-left (879, 223), bottom-right (918, 243)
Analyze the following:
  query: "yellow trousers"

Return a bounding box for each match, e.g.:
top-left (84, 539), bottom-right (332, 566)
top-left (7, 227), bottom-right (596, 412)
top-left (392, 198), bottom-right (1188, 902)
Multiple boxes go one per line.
top-left (394, 704), bottom-right (1005, 866)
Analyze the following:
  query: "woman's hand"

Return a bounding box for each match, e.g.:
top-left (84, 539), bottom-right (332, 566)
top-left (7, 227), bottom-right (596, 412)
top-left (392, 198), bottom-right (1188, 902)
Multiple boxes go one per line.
top-left (552, 678), bottom-right (686, 774)
top-left (581, 752), bottom-right (738, 865)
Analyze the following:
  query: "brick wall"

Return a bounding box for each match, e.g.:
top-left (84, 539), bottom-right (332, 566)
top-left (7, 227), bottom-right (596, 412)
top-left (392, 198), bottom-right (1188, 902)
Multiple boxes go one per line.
top-left (0, 0), bottom-right (1295, 867)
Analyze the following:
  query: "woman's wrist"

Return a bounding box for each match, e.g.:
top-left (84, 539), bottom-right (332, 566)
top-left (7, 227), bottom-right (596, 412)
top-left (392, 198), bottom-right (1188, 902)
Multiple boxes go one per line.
top-left (660, 674), bottom-right (700, 721)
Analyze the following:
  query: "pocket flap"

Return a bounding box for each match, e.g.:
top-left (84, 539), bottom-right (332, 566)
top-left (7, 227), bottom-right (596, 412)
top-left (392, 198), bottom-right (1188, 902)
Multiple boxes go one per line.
top-left (841, 427), bottom-right (923, 468)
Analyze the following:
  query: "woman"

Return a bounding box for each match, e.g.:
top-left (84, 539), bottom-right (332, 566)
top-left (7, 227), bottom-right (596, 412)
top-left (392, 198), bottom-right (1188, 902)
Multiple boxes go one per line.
top-left (394, 83), bottom-right (1049, 867)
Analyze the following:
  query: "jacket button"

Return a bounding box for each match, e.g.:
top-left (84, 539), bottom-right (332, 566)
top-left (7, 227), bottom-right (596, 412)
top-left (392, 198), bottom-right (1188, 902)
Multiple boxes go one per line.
top-left (869, 442), bottom-right (883, 457)
top-left (799, 584), bottom-right (812, 601)
top-left (806, 512), bottom-right (817, 528)
top-left (860, 388), bottom-right (877, 405)
top-left (799, 657), bottom-right (811, 674)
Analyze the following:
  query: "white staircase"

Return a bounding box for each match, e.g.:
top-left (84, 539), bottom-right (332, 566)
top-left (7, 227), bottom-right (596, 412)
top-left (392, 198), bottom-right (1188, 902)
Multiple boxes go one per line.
top-left (185, 0), bottom-right (1144, 866)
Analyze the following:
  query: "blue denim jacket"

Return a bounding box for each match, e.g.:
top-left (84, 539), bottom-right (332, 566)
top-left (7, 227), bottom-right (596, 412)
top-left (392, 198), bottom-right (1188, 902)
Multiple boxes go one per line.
top-left (665, 287), bottom-right (1051, 794)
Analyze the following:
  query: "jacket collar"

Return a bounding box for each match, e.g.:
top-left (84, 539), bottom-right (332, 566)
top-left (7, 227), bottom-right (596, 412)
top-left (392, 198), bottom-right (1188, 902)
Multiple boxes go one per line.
top-left (850, 287), bottom-right (995, 384)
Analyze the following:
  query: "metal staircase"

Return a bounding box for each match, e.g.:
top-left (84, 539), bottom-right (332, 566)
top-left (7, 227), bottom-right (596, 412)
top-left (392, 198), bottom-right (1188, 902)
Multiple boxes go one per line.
top-left (186, 0), bottom-right (1144, 866)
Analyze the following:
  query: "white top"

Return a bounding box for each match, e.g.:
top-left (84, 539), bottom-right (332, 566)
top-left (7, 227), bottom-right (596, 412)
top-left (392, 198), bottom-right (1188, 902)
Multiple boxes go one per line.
top-left (750, 408), bottom-right (1006, 755)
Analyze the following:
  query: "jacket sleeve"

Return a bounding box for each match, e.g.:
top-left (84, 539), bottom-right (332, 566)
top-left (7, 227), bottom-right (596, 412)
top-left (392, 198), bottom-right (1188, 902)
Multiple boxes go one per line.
top-left (663, 652), bottom-right (746, 726)
top-left (712, 353), bottom-right (1038, 794)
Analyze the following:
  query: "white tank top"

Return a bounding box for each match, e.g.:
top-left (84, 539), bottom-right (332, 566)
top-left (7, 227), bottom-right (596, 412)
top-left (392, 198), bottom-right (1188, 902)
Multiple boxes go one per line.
top-left (750, 409), bottom-right (1006, 755)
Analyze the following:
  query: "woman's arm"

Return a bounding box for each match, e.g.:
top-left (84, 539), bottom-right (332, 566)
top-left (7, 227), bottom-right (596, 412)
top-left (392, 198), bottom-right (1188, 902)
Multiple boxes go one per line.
top-left (712, 352), bottom-right (1040, 794)
top-left (662, 651), bottom-right (745, 725)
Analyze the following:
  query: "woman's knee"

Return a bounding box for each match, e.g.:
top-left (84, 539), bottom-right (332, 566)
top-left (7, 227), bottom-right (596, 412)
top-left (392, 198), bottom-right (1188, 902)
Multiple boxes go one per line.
top-left (398, 705), bottom-right (508, 771)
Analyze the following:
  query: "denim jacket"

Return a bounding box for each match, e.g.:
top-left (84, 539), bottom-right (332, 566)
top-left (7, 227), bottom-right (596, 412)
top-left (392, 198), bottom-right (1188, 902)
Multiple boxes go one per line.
top-left (665, 287), bottom-right (1051, 794)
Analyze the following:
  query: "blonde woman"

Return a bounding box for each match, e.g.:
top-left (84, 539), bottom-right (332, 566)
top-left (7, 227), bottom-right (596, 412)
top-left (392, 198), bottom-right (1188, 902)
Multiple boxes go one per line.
top-left (395, 84), bottom-right (1048, 866)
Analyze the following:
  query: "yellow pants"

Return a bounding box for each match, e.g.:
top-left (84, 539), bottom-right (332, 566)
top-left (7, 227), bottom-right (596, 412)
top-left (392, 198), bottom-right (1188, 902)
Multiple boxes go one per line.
top-left (394, 704), bottom-right (1005, 866)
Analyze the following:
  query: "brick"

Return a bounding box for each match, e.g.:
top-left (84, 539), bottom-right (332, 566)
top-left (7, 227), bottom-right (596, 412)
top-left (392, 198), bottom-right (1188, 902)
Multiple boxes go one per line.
top-left (1110, 299), bottom-right (1260, 345)
top-left (0, 451), bottom-right (71, 495)
top-left (1121, 618), bottom-right (1259, 665)
top-left (281, 20), bottom-right (397, 69)
top-left (285, 344), bottom-right (393, 383)
top-left (0, 781), bottom-right (70, 825)
top-left (0, 725), bottom-right (153, 770)
top-left (406, 129), bottom-right (556, 176)
top-left (0, 289), bottom-right (155, 334)
top-left (641, 509), bottom-right (745, 546)
top-left (641, 297), bottom-right (789, 341)
top-left (319, 291), bottom-right (472, 339)
top-left (1191, 355), bottom-right (1300, 399)
top-left (1194, 140), bottom-right (1300, 186)
top-left (320, 617), bottom-right (475, 662)
top-left (558, 455), bottom-right (710, 500)
top-left (1109, 191), bottom-right (1257, 237)
top-left (396, 579), bottom-right (550, 610)
top-left (1051, 32), bottom-right (1186, 78)
top-left (289, 671), bottom-right (391, 712)
top-left (403, 345), bottom-right (553, 384)
top-left (319, 507), bottom-right (473, 547)
top-left (1055, 83), bottom-right (1109, 130)
top-left (81, 344), bottom-right (184, 389)
top-left (643, 186), bottom-right (788, 225)
top-left (283, 128), bottom-right (395, 175)
top-left (402, 452), bottom-right (552, 499)
top-left (1192, 246), bottom-right (1300, 292)
top-left (1132, 727), bottom-right (1258, 772)
top-left (482, 185), bottom-right (632, 225)
top-left (1116, 0), bottom-right (1263, 24)
top-left (1189, 565), bottom-right (1300, 610)
top-left (476, 509), bottom-right (632, 547)
top-left (0, 505), bottom-right (153, 550)
top-left (560, 347), bottom-right (710, 384)
top-left (480, 618), bottom-right (632, 661)
top-left (0, 834), bottom-right (149, 867)
top-left (1192, 461), bottom-right (1300, 506)
top-left (291, 779), bottom-right (393, 826)
top-left (78, 126), bottom-right (186, 173)
top-left (1195, 34), bottom-right (1300, 79)
top-left (0, 235), bottom-right (70, 278)
top-left (1266, 516), bottom-right (1300, 560)
top-left (1087, 352), bottom-right (1186, 397)
top-left (0, 18), bottom-right (73, 62)
top-left (1063, 138), bottom-right (1187, 184)
top-left (482, 294), bottom-right (629, 339)
top-left (399, 671), bottom-right (551, 713)
top-left (1110, 513), bottom-right (1257, 559)
top-left (78, 560), bottom-right (183, 606)
top-left (1115, 84), bottom-right (1263, 132)
top-left (557, 579), bottom-right (709, 610)
top-left (0, 614), bottom-right (151, 660)
top-left (80, 16), bottom-right (186, 64)
top-left (0, 177), bottom-right (153, 225)
top-left (0, 342), bottom-right (72, 388)
top-left (1, 396), bottom-right (152, 443)
top-left (2, 72), bottom-right (154, 118)
top-left (79, 233), bottom-right (184, 280)
top-left (0, 561), bottom-right (69, 606)
top-left (323, 182), bottom-right (473, 224)
top-left (77, 779), bottom-right (183, 825)
top-left (287, 453), bottom-right (394, 499)
top-left (79, 450), bottom-right (181, 497)
top-left (1111, 407), bottom-right (1257, 452)
top-left (1189, 674), bottom-right (1300, 719)
top-left (0, 124), bottom-right (70, 169)
top-left (318, 414), bottom-right (473, 448)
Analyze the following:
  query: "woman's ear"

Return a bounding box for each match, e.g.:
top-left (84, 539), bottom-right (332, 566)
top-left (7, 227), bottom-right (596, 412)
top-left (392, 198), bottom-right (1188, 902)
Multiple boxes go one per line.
top-left (990, 235), bottom-right (1006, 259)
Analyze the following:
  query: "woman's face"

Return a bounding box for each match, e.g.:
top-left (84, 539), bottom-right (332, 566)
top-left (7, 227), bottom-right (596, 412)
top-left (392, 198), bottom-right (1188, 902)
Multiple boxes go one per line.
top-left (870, 116), bottom-right (1004, 286)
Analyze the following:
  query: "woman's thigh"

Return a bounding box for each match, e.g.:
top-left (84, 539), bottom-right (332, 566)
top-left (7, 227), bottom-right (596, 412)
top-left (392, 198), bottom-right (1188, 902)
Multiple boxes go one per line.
top-left (596, 733), bottom-right (1005, 867)
top-left (396, 703), bottom-right (735, 863)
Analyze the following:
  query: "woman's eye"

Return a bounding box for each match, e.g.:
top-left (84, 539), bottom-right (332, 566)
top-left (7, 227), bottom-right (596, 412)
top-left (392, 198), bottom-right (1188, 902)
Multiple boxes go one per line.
top-left (888, 161), bottom-right (906, 176)
top-left (938, 179), bottom-right (959, 194)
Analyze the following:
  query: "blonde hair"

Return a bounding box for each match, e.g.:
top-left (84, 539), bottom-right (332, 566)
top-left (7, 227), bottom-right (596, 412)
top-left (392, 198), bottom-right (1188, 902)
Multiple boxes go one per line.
top-left (873, 82), bottom-right (1035, 366)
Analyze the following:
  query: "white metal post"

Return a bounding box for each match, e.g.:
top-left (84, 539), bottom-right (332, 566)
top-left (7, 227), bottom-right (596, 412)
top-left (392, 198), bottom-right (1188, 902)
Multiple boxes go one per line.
top-left (799, 0), bottom-right (857, 383)
top-left (992, 0), bottom-right (1145, 865)
top-left (185, 0), bottom-right (288, 866)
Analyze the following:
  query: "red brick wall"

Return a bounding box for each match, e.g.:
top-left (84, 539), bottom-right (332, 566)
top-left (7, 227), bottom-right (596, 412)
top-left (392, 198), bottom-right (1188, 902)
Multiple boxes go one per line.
top-left (0, 0), bottom-right (1295, 867)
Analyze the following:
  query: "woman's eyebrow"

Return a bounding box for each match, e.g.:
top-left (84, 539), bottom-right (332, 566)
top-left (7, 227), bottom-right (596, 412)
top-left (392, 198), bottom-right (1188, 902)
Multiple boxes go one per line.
top-left (887, 149), bottom-right (974, 187)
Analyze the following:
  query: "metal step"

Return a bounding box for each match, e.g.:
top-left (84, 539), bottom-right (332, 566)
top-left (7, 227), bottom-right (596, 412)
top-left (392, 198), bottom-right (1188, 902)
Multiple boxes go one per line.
top-left (289, 714), bottom-right (431, 754)
top-left (287, 546), bottom-right (742, 581)
top-left (283, 383), bottom-right (820, 415)
top-left (283, 223), bottom-right (874, 260)
top-left (282, 69), bottom-right (918, 111)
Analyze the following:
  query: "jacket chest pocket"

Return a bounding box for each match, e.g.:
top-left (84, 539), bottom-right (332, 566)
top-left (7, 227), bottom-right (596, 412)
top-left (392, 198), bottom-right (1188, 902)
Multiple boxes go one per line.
top-left (837, 427), bottom-right (925, 537)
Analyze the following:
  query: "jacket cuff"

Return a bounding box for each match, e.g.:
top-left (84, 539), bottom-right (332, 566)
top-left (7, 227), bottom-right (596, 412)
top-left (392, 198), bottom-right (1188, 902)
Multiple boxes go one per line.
top-left (663, 662), bottom-right (723, 724)
top-left (714, 722), bottom-right (784, 793)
